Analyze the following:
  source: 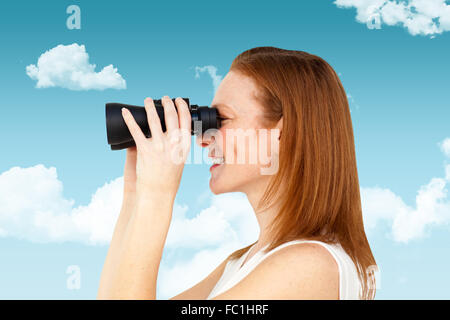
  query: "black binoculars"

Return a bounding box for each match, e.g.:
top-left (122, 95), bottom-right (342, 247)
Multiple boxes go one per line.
top-left (105, 97), bottom-right (222, 150)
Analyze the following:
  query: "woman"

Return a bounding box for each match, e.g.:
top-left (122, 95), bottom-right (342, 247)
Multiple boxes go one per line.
top-left (97, 46), bottom-right (377, 300)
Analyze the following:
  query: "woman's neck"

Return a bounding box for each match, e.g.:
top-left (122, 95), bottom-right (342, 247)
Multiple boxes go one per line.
top-left (244, 179), bottom-right (282, 248)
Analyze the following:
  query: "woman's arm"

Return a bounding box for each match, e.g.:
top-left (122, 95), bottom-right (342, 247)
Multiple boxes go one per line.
top-left (97, 193), bottom-right (135, 299)
top-left (97, 96), bottom-right (191, 299)
top-left (97, 147), bottom-right (138, 298)
top-left (98, 192), bottom-right (174, 299)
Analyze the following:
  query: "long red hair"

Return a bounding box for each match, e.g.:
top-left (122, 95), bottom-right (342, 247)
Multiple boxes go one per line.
top-left (225, 46), bottom-right (377, 299)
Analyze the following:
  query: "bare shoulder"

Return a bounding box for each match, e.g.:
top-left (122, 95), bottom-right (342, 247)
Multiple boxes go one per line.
top-left (274, 242), bottom-right (339, 273)
top-left (211, 242), bottom-right (339, 300)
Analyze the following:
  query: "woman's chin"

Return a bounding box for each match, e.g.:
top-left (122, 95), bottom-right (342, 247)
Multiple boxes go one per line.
top-left (209, 178), bottom-right (232, 195)
top-left (209, 180), bottom-right (223, 195)
top-left (209, 166), bottom-right (243, 194)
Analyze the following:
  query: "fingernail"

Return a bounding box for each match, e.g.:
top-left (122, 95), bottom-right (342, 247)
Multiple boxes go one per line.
top-left (122, 108), bottom-right (128, 114)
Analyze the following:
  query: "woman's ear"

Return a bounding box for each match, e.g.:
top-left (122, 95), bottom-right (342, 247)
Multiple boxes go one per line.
top-left (276, 117), bottom-right (283, 140)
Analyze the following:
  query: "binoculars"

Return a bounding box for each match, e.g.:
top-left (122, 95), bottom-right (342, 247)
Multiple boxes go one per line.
top-left (105, 97), bottom-right (222, 150)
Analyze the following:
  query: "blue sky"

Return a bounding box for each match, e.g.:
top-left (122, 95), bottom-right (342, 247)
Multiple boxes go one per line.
top-left (0, 0), bottom-right (449, 299)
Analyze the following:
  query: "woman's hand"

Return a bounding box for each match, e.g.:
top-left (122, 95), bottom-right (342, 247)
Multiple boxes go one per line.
top-left (121, 96), bottom-right (191, 199)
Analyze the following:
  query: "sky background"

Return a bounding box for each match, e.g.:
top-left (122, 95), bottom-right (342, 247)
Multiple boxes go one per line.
top-left (0, 0), bottom-right (449, 299)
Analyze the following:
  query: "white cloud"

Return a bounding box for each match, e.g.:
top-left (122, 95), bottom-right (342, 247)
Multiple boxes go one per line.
top-left (165, 192), bottom-right (259, 250)
top-left (0, 165), bottom-right (258, 248)
top-left (362, 173), bottom-right (450, 242)
top-left (439, 137), bottom-right (450, 158)
top-left (361, 137), bottom-right (450, 242)
top-left (194, 65), bottom-right (223, 94)
top-left (0, 164), bottom-right (123, 245)
top-left (26, 43), bottom-right (126, 90)
top-left (334, 0), bottom-right (450, 37)
top-left (361, 186), bottom-right (407, 231)
top-left (165, 204), bottom-right (236, 248)
top-left (346, 92), bottom-right (360, 113)
top-left (392, 176), bottom-right (450, 241)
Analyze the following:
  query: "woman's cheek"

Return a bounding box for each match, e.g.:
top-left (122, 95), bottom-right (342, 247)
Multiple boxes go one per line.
top-left (219, 127), bottom-right (227, 160)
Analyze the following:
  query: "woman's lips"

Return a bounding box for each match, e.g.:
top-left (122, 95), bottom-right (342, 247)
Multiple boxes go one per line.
top-left (210, 163), bottom-right (223, 172)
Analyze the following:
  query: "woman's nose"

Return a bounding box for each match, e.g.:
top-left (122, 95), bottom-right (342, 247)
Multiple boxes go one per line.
top-left (196, 133), bottom-right (212, 148)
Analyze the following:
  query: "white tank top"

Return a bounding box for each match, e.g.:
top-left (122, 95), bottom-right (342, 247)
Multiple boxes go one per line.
top-left (206, 239), bottom-right (362, 299)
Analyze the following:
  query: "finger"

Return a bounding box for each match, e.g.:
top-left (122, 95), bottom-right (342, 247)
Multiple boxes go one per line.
top-left (175, 97), bottom-right (192, 134)
top-left (161, 95), bottom-right (179, 134)
top-left (121, 108), bottom-right (148, 148)
top-left (144, 97), bottom-right (164, 143)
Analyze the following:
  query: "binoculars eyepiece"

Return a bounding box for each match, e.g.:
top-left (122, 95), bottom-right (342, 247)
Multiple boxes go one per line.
top-left (105, 98), bottom-right (221, 150)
